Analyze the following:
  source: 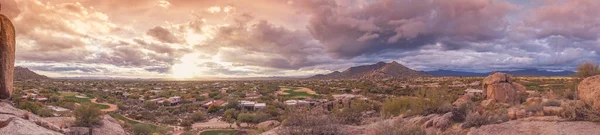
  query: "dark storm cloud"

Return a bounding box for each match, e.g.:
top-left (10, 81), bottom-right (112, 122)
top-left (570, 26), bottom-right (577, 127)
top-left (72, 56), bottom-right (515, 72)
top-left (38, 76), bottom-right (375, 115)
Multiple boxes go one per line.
top-left (147, 26), bottom-right (180, 43)
top-left (296, 0), bottom-right (515, 58)
top-left (203, 16), bottom-right (332, 69)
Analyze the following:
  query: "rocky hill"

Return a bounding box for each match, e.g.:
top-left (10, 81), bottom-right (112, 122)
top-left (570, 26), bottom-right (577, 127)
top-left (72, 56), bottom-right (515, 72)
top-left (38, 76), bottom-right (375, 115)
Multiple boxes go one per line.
top-left (15, 67), bottom-right (49, 81)
top-left (310, 61), bottom-right (429, 79)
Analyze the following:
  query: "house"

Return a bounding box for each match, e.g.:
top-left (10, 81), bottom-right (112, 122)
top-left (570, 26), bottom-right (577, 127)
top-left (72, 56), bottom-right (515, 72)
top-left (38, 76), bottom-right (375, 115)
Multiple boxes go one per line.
top-left (254, 103), bottom-right (266, 110)
top-left (34, 96), bottom-right (48, 102)
top-left (46, 105), bottom-right (70, 116)
top-left (203, 100), bottom-right (226, 107)
top-left (168, 96), bottom-right (182, 105)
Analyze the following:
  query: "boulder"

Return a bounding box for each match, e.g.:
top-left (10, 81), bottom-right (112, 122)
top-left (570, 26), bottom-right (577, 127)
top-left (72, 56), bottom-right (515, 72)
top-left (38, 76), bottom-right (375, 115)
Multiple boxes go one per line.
top-left (453, 94), bottom-right (472, 107)
top-left (91, 115), bottom-right (127, 135)
top-left (423, 112), bottom-right (453, 130)
top-left (257, 120), bottom-right (281, 129)
top-left (0, 8), bottom-right (16, 99)
top-left (482, 72), bottom-right (526, 105)
top-left (542, 107), bottom-right (563, 116)
top-left (0, 102), bottom-right (63, 134)
top-left (577, 75), bottom-right (600, 112)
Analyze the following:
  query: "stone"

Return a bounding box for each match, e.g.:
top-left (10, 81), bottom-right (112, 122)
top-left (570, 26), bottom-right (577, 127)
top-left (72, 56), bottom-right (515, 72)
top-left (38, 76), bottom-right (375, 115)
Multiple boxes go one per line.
top-left (482, 72), bottom-right (526, 105)
top-left (542, 106), bottom-right (563, 116)
top-left (453, 94), bottom-right (472, 107)
top-left (91, 115), bottom-right (127, 135)
top-left (257, 120), bottom-right (281, 129)
top-left (423, 112), bottom-right (453, 130)
top-left (0, 5), bottom-right (16, 99)
top-left (468, 118), bottom-right (600, 135)
top-left (577, 75), bottom-right (600, 112)
top-left (0, 102), bottom-right (63, 134)
top-left (480, 99), bottom-right (496, 108)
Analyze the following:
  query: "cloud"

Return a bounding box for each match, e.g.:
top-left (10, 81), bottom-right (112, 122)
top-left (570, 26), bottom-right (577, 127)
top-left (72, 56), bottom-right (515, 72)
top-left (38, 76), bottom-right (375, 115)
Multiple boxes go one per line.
top-left (147, 26), bottom-right (180, 43)
top-left (297, 0), bottom-right (516, 58)
top-left (201, 16), bottom-right (332, 69)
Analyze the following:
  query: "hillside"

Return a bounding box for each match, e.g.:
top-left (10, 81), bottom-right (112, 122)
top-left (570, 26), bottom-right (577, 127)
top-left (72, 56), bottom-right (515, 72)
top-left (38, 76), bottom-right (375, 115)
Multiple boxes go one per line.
top-left (310, 61), bottom-right (429, 79)
top-left (424, 69), bottom-right (575, 77)
top-left (14, 67), bottom-right (50, 80)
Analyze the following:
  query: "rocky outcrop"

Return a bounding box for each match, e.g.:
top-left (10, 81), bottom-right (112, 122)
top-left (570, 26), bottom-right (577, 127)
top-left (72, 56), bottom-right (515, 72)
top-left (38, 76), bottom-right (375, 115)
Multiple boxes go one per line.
top-left (468, 116), bottom-right (600, 135)
top-left (0, 7), bottom-right (16, 99)
top-left (0, 102), bottom-right (63, 134)
top-left (482, 72), bottom-right (526, 105)
top-left (67, 115), bottom-right (126, 135)
top-left (577, 75), bottom-right (600, 112)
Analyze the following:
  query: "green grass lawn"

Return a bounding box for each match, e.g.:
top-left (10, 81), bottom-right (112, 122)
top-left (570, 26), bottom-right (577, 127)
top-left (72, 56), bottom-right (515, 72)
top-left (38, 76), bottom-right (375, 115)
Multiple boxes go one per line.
top-left (63, 96), bottom-right (91, 103)
top-left (200, 130), bottom-right (238, 135)
top-left (109, 113), bottom-right (139, 124)
top-left (94, 104), bottom-right (110, 109)
top-left (59, 92), bottom-right (78, 97)
top-left (282, 87), bottom-right (317, 98)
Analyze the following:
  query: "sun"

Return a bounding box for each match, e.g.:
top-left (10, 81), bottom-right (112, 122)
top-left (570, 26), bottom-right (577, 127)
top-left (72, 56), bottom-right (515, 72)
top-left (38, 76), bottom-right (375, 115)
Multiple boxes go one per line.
top-left (171, 54), bottom-right (199, 79)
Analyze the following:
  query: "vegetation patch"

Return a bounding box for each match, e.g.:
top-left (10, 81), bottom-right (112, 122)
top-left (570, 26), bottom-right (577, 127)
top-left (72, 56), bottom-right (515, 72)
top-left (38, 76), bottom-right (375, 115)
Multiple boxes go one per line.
top-left (200, 130), bottom-right (238, 135)
top-left (109, 113), bottom-right (140, 125)
top-left (279, 87), bottom-right (318, 98)
top-left (64, 96), bottom-right (91, 103)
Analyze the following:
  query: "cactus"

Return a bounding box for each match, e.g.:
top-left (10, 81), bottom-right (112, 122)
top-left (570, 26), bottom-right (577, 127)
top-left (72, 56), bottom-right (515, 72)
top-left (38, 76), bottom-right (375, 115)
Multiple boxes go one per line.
top-left (0, 4), bottom-right (16, 99)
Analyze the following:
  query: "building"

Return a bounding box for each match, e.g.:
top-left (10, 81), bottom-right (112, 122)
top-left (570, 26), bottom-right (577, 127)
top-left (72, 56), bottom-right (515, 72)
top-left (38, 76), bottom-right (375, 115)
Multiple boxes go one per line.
top-left (168, 96), bottom-right (182, 105)
top-left (34, 96), bottom-right (48, 102)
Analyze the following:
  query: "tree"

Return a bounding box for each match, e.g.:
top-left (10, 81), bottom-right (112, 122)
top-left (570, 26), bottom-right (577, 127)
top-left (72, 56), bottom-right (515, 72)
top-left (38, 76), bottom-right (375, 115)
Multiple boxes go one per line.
top-left (576, 62), bottom-right (600, 79)
top-left (223, 109), bottom-right (238, 127)
top-left (143, 101), bottom-right (158, 110)
top-left (74, 103), bottom-right (103, 127)
top-left (133, 123), bottom-right (157, 135)
top-left (191, 112), bottom-right (207, 122)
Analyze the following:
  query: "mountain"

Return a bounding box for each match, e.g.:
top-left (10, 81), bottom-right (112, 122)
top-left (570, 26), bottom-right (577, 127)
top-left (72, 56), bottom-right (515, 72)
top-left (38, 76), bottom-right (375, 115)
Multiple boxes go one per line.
top-left (310, 61), bottom-right (430, 79)
top-left (14, 67), bottom-right (50, 80)
top-left (424, 69), bottom-right (575, 77)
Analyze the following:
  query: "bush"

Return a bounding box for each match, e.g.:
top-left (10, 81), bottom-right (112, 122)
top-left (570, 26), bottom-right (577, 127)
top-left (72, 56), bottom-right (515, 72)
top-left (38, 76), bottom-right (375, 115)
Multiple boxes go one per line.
top-left (381, 96), bottom-right (451, 117)
top-left (462, 112), bottom-right (508, 128)
top-left (560, 100), bottom-right (600, 122)
top-left (576, 62), bottom-right (600, 79)
top-left (74, 103), bottom-right (103, 127)
top-left (374, 119), bottom-right (426, 135)
top-left (191, 112), bottom-right (207, 122)
top-left (542, 100), bottom-right (562, 107)
top-left (133, 123), bottom-right (159, 135)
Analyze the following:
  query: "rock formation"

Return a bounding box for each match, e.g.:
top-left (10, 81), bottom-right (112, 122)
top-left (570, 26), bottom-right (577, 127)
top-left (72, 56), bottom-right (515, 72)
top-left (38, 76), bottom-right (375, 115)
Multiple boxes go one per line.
top-left (577, 75), bottom-right (600, 112)
top-left (0, 3), bottom-right (16, 99)
top-left (482, 72), bottom-right (526, 105)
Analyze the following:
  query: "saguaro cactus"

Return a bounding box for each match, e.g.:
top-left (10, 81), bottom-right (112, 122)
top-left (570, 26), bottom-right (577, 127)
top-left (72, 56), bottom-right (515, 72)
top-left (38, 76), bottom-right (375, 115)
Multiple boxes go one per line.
top-left (0, 3), bottom-right (16, 99)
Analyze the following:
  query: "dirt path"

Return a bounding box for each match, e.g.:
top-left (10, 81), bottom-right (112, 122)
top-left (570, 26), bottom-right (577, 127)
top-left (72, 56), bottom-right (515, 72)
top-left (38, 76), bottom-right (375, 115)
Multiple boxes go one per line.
top-left (91, 98), bottom-right (118, 112)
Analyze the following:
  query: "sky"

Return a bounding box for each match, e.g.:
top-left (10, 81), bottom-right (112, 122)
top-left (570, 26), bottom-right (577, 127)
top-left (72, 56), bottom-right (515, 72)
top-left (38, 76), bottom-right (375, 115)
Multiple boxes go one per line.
top-left (1, 0), bottom-right (599, 79)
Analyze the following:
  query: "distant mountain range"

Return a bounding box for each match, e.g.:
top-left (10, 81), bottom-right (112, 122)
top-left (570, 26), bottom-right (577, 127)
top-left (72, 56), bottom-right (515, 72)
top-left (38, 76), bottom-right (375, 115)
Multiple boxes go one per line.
top-left (310, 61), bottom-right (430, 79)
top-left (15, 67), bottom-right (50, 80)
top-left (423, 69), bottom-right (575, 77)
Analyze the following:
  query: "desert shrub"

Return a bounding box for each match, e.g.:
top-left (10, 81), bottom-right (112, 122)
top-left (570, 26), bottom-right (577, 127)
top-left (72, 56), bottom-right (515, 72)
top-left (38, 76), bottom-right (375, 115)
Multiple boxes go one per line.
top-left (560, 100), bottom-right (600, 122)
top-left (74, 103), bottom-right (103, 127)
top-left (133, 123), bottom-right (160, 135)
top-left (462, 112), bottom-right (508, 128)
top-left (523, 104), bottom-right (543, 113)
top-left (37, 108), bottom-right (54, 117)
top-left (381, 95), bottom-right (451, 117)
top-left (576, 62), bottom-right (600, 79)
top-left (542, 100), bottom-right (562, 107)
top-left (278, 110), bottom-right (342, 135)
top-left (374, 119), bottom-right (426, 135)
top-left (191, 112), bottom-right (207, 122)
top-left (451, 101), bottom-right (476, 122)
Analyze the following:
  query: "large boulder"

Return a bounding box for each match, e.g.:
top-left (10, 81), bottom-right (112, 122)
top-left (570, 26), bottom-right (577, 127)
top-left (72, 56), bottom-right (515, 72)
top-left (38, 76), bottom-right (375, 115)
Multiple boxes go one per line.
top-left (482, 72), bottom-right (526, 105)
top-left (0, 6), bottom-right (16, 99)
top-left (577, 75), bottom-right (600, 112)
top-left (0, 102), bottom-right (63, 134)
